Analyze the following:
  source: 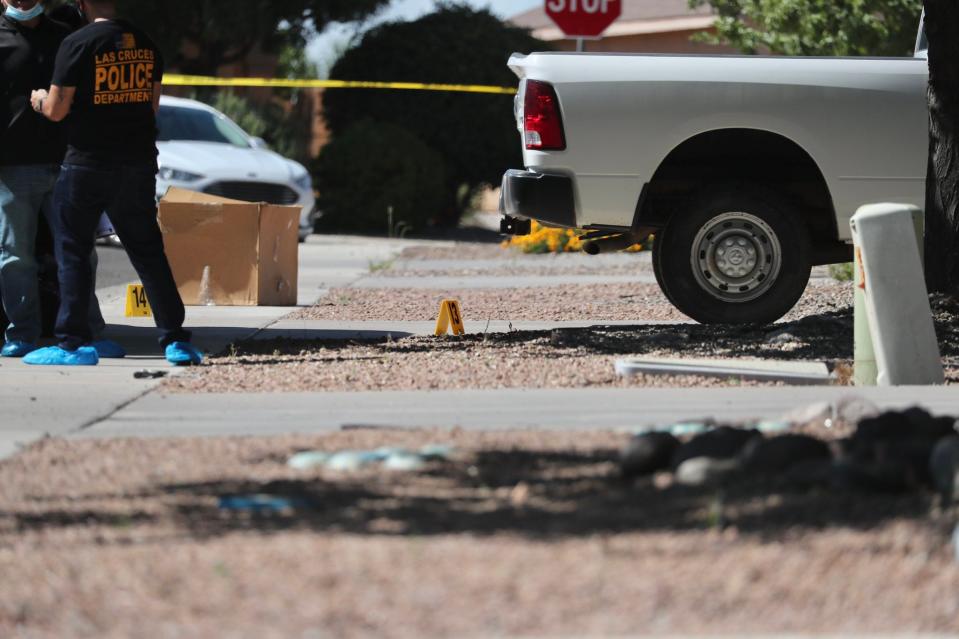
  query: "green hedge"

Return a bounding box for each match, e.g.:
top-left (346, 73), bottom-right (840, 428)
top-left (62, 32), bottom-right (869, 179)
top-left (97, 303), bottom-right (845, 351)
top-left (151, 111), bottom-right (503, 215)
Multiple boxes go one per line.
top-left (314, 120), bottom-right (447, 235)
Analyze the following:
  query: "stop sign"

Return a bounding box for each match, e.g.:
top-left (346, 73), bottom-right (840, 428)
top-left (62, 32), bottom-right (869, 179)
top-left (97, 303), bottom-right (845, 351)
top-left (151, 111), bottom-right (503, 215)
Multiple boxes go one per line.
top-left (545, 0), bottom-right (622, 38)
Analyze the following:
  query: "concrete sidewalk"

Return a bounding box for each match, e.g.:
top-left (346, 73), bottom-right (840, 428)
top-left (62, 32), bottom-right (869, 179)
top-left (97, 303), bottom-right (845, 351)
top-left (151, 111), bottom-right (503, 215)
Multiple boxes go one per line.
top-left (0, 235), bottom-right (406, 458)
top-left (3, 234), bottom-right (957, 460)
top-left (72, 386), bottom-right (959, 441)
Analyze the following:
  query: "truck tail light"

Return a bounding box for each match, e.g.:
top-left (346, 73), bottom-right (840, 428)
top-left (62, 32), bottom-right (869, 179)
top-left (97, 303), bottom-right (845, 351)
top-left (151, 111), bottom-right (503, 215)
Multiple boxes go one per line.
top-left (523, 80), bottom-right (566, 151)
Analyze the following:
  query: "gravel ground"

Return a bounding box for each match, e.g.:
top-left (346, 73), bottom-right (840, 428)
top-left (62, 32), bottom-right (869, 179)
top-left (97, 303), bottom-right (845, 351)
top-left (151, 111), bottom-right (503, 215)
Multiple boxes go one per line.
top-left (171, 280), bottom-right (853, 394)
top-left (2, 430), bottom-right (957, 638)
top-left (373, 263), bottom-right (655, 278)
top-left (167, 287), bottom-right (959, 394)
top-left (165, 312), bottom-right (857, 394)
top-left (381, 244), bottom-right (835, 279)
top-left (289, 280), bottom-right (852, 324)
top-left (397, 243), bottom-right (514, 260)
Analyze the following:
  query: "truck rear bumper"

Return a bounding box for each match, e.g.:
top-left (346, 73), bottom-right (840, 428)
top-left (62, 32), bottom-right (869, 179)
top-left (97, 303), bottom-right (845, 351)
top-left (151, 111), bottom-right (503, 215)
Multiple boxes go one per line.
top-left (499, 169), bottom-right (576, 228)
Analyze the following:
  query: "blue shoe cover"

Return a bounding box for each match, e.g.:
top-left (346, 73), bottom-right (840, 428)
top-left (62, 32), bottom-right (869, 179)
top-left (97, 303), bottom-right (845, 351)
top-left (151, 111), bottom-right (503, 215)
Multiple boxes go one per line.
top-left (165, 341), bottom-right (203, 366)
top-left (91, 339), bottom-right (127, 359)
top-left (1, 341), bottom-right (38, 358)
top-left (23, 346), bottom-right (99, 366)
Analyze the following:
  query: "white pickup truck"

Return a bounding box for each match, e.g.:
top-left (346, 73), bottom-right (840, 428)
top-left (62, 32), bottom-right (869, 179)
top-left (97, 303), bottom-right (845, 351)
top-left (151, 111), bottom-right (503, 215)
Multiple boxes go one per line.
top-left (500, 19), bottom-right (929, 325)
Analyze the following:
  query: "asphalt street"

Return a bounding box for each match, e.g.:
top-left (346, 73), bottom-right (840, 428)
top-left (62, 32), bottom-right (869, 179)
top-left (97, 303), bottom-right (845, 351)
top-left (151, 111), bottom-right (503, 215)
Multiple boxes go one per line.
top-left (94, 243), bottom-right (138, 289)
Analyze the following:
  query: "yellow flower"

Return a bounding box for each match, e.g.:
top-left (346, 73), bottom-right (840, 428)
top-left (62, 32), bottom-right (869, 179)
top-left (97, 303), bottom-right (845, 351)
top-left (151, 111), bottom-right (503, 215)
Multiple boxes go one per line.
top-left (504, 220), bottom-right (648, 254)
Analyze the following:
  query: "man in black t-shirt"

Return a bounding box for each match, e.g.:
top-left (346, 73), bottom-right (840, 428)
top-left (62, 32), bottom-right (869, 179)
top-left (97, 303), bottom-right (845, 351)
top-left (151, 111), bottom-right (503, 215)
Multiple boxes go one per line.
top-left (0, 0), bottom-right (112, 357)
top-left (0, 0), bottom-right (69, 357)
top-left (27, 0), bottom-right (201, 366)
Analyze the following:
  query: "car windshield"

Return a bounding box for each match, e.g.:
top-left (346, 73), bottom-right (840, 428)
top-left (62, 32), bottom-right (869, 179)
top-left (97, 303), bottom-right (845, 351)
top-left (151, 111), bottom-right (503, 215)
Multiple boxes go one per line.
top-left (157, 105), bottom-right (251, 148)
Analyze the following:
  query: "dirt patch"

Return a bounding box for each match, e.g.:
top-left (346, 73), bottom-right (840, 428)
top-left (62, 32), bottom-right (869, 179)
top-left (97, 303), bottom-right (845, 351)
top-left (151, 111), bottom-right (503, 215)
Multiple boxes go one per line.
top-left (1, 431), bottom-right (957, 637)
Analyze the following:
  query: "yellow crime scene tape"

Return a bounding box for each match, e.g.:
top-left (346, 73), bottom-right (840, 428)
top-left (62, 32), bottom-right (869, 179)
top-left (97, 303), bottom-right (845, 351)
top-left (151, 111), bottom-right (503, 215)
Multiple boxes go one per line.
top-left (164, 74), bottom-right (517, 95)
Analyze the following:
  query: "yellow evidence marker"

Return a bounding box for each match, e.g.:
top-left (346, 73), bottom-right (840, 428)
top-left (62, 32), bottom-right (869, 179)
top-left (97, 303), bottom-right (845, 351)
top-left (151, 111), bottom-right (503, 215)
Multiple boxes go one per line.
top-left (434, 299), bottom-right (465, 336)
top-left (125, 284), bottom-right (153, 317)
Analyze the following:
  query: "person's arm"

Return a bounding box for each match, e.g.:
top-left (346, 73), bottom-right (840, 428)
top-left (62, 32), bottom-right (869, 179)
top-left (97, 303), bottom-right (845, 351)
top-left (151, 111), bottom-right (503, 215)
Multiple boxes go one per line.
top-left (152, 81), bottom-right (162, 114)
top-left (30, 85), bottom-right (74, 122)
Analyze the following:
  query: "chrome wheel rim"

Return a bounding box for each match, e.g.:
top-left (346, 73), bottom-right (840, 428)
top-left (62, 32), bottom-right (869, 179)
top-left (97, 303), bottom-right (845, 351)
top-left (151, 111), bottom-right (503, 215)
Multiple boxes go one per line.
top-left (690, 212), bottom-right (782, 303)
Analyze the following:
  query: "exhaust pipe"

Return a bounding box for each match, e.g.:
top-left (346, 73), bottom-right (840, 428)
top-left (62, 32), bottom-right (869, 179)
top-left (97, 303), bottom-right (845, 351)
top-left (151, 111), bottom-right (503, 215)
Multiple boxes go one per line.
top-left (582, 233), bottom-right (641, 255)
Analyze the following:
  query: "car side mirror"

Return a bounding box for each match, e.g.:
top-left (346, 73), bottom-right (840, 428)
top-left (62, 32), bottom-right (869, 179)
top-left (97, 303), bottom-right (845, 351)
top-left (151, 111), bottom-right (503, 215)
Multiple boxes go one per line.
top-left (250, 137), bottom-right (269, 150)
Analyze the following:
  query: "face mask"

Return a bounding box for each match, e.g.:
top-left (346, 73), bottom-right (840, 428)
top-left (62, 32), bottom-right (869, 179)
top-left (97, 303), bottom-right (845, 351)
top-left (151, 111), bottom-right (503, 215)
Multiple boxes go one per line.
top-left (5, 3), bottom-right (45, 21)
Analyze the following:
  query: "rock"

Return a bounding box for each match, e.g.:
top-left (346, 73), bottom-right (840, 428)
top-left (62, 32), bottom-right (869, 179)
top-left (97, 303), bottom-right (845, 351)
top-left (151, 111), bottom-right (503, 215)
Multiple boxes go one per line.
top-left (419, 444), bottom-right (455, 461)
top-left (287, 451), bottom-right (331, 470)
top-left (779, 396), bottom-right (881, 431)
top-left (929, 435), bottom-right (959, 505)
top-left (832, 395), bottom-right (881, 424)
top-left (620, 432), bottom-right (680, 478)
top-left (844, 438), bottom-right (936, 487)
top-left (853, 411), bottom-right (911, 444)
top-left (326, 450), bottom-right (381, 471)
top-left (669, 421), bottom-right (715, 436)
top-left (674, 456), bottom-right (742, 487)
top-left (671, 426), bottom-right (761, 470)
top-left (892, 438), bottom-right (941, 486)
top-left (848, 409), bottom-right (957, 487)
top-left (902, 408), bottom-right (958, 440)
top-left (779, 458), bottom-right (836, 488)
top-left (218, 494), bottom-right (298, 513)
top-left (383, 452), bottom-right (427, 472)
top-left (854, 408), bottom-right (957, 447)
top-left (509, 482), bottom-right (531, 507)
top-left (767, 330), bottom-right (799, 345)
top-left (753, 420), bottom-right (792, 434)
top-left (741, 434), bottom-right (833, 474)
top-left (831, 458), bottom-right (917, 493)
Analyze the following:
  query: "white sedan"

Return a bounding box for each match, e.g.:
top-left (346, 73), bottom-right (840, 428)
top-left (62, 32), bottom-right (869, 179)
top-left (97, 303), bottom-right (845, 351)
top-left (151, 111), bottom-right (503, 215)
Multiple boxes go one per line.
top-left (101, 95), bottom-right (317, 242)
top-left (157, 96), bottom-right (317, 240)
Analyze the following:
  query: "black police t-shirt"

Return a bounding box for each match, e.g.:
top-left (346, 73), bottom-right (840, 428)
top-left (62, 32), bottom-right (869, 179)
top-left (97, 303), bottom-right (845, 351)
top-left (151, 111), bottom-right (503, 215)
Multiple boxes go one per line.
top-left (51, 19), bottom-right (164, 167)
top-left (0, 15), bottom-right (71, 165)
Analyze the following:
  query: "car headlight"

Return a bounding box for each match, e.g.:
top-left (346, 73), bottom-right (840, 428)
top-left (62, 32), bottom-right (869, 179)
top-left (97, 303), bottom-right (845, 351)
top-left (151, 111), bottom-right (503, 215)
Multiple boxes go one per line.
top-left (158, 167), bottom-right (203, 182)
top-left (294, 172), bottom-right (312, 191)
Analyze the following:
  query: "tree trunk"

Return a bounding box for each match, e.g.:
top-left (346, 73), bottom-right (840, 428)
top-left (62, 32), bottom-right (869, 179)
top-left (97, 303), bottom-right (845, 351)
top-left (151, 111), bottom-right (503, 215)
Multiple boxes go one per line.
top-left (923, 0), bottom-right (959, 293)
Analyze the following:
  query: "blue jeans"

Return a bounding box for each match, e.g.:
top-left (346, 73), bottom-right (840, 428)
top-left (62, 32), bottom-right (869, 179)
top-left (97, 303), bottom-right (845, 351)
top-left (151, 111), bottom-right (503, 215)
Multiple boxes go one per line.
top-left (0, 165), bottom-right (54, 342)
top-left (0, 165), bottom-right (106, 343)
top-left (52, 163), bottom-right (189, 350)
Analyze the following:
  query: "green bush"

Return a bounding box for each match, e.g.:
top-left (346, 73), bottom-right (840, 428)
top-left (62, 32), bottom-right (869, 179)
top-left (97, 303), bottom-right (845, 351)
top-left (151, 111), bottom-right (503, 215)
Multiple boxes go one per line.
top-left (314, 120), bottom-right (447, 235)
top-left (323, 5), bottom-right (548, 226)
top-left (828, 262), bottom-right (855, 282)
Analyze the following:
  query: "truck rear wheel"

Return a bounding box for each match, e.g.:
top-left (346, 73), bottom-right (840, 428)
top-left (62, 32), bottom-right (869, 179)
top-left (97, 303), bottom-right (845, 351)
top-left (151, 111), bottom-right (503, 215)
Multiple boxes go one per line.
top-left (655, 185), bottom-right (811, 325)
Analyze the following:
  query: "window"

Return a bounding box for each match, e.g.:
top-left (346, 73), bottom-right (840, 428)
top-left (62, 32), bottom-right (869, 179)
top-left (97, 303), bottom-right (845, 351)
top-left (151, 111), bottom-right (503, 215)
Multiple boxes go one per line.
top-left (156, 106), bottom-right (251, 148)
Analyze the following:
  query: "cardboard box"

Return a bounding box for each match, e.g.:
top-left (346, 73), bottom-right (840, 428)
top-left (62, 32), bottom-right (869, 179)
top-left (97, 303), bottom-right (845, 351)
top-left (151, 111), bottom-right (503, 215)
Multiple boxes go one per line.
top-left (158, 187), bottom-right (299, 306)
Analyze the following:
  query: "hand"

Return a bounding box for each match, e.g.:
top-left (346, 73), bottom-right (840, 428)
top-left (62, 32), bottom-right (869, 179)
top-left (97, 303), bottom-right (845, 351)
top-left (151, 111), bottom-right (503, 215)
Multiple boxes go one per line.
top-left (30, 89), bottom-right (48, 113)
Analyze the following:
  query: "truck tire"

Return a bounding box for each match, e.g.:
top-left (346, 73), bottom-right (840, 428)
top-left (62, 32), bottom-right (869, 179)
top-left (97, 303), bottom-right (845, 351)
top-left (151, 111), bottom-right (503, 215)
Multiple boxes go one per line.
top-left (651, 237), bottom-right (678, 308)
top-left (655, 185), bottom-right (811, 325)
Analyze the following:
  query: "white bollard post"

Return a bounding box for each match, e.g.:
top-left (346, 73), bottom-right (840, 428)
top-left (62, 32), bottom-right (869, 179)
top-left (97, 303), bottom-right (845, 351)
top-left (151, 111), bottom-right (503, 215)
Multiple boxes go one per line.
top-left (849, 204), bottom-right (944, 386)
top-left (852, 245), bottom-right (877, 386)
top-left (852, 209), bottom-right (923, 387)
